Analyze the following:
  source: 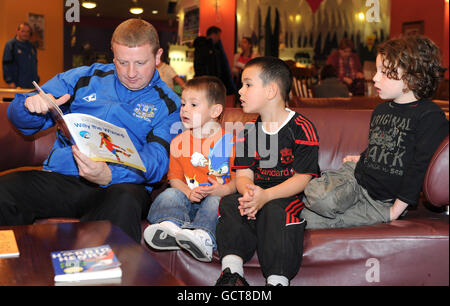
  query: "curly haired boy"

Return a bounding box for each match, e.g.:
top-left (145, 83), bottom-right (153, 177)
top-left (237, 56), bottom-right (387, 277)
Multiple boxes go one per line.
top-left (302, 35), bottom-right (449, 228)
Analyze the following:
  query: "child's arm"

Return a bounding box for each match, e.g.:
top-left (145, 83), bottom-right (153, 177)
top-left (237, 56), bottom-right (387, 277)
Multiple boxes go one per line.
top-left (239, 174), bottom-right (313, 219)
top-left (265, 173), bottom-right (313, 202)
top-left (390, 199), bottom-right (409, 221)
top-left (235, 168), bottom-right (254, 195)
top-left (343, 155), bottom-right (360, 163)
top-left (235, 169), bottom-right (256, 217)
top-left (169, 178), bottom-right (205, 202)
top-left (200, 177), bottom-right (236, 197)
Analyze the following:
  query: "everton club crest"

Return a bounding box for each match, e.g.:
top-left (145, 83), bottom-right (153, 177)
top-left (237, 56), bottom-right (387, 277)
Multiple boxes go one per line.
top-left (133, 103), bottom-right (156, 122)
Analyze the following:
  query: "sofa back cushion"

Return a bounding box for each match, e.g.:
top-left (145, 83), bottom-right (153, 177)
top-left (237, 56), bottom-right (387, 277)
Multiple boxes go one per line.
top-left (221, 107), bottom-right (371, 171)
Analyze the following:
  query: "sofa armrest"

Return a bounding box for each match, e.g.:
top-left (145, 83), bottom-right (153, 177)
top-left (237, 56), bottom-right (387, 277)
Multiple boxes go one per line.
top-left (0, 102), bottom-right (56, 172)
top-left (423, 135), bottom-right (449, 207)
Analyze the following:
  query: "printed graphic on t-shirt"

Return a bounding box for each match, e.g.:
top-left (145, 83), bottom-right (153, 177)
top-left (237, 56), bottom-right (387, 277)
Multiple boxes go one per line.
top-left (187, 133), bottom-right (234, 185)
top-left (364, 113), bottom-right (412, 176)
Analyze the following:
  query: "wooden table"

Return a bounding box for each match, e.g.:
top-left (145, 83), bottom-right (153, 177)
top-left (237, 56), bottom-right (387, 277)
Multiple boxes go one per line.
top-left (0, 221), bottom-right (185, 286)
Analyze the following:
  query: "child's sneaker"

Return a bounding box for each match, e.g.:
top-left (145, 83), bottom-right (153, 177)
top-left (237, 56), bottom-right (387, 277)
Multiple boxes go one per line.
top-left (215, 268), bottom-right (249, 286)
top-left (143, 222), bottom-right (181, 250)
top-left (175, 229), bottom-right (213, 262)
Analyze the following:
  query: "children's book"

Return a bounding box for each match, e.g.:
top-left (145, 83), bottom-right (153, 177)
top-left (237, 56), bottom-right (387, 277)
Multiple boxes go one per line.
top-left (51, 244), bottom-right (122, 282)
top-left (0, 230), bottom-right (20, 258)
top-left (32, 81), bottom-right (146, 172)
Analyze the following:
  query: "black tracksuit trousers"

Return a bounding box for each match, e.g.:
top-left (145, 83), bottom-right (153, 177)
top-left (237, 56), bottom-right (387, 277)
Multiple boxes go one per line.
top-left (216, 193), bottom-right (306, 280)
top-left (0, 170), bottom-right (150, 242)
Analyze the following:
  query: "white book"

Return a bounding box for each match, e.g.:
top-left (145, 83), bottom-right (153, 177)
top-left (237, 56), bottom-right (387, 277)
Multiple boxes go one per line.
top-left (32, 82), bottom-right (146, 172)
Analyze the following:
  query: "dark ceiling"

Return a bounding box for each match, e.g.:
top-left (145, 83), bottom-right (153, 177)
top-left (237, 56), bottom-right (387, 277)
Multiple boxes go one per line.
top-left (79, 0), bottom-right (178, 21)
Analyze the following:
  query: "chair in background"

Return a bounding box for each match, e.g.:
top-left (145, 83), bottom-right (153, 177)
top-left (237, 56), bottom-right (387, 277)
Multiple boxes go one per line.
top-left (291, 66), bottom-right (315, 98)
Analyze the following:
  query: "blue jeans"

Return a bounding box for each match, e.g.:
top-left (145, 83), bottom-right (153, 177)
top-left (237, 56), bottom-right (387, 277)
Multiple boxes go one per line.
top-left (147, 188), bottom-right (220, 249)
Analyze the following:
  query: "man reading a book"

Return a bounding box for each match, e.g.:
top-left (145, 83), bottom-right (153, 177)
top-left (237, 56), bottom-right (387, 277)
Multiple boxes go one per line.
top-left (0, 19), bottom-right (181, 243)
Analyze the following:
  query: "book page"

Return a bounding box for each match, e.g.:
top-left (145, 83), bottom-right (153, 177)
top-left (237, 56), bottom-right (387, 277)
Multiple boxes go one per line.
top-left (63, 113), bottom-right (146, 172)
top-left (0, 230), bottom-right (20, 258)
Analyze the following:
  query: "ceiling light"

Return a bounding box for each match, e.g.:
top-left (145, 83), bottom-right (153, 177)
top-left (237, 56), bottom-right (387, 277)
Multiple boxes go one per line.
top-left (82, 1), bottom-right (97, 9)
top-left (357, 12), bottom-right (365, 21)
top-left (152, 10), bottom-right (158, 14)
top-left (130, 7), bottom-right (144, 14)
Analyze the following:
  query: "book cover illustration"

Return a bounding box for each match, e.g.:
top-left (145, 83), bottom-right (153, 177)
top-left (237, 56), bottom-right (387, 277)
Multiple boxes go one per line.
top-left (51, 244), bottom-right (122, 282)
top-left (0, 230), bottom-right (20, 258)
top-left (32, 81), bottom-right (146, 172)
top-left (64, 113), bottom-right (146, 171)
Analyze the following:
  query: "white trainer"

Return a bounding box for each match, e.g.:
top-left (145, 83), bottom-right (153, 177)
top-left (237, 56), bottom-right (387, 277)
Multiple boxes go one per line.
top-left (143, 222), bottom-right (181, 251)
top-left (175, 229), bottom-right (213, 262)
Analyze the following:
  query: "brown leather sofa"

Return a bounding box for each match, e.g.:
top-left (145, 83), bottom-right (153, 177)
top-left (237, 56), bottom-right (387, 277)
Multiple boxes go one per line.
top-left (1, 102), bottom-right (448, 285)
top-left (289, 96), bottom-right (449, 116)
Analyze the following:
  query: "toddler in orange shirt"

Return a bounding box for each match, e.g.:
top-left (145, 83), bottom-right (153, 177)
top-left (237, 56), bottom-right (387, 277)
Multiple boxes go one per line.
top-left (144, 76), bottom-right (236, 262)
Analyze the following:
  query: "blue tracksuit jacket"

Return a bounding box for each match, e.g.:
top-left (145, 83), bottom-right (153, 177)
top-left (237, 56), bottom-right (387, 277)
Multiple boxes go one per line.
top-left (7, 63), bottom-right (181, 192)
top-left (2, 37), bottom-right (39, 88)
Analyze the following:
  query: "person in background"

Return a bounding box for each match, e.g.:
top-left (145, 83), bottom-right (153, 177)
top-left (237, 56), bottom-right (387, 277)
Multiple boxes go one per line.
top-left (326, 37), bottom-right (364, 96)
top-left (2, 22), bottom-right (39, 88)
top-left (359, 34), bottom-right (377, 67)
top-left (157, 54), bottom-right (185, 92)
top-left (312, 64), bottom-right (350, 98)
top-left (232, 37), bottom-right (260, 91)
top-left (193, 26), bottom-right (236, 95)
top-left (359, 34), bottom-right (378, 96)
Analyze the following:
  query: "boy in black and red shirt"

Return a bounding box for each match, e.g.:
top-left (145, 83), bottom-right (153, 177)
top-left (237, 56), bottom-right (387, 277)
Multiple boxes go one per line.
top-left (215, 57), bottom-right (319, 286)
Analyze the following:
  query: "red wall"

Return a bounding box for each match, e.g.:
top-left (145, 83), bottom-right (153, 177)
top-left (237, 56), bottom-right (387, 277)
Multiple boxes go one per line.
top-left (390, 0), bottom-right (449, 78)
top-left (198, 0), bottom-right (236, 69)
top-left (198, 0), bottom-right (237, 105)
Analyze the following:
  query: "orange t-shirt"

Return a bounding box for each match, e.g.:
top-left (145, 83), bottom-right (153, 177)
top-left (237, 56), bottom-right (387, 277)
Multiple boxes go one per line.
top-left (168, 129), bottom-right (236, 188)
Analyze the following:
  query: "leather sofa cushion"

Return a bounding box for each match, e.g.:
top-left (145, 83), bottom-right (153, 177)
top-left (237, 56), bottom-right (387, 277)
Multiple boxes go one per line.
top-left (146, 213), bottom-right (449, 285)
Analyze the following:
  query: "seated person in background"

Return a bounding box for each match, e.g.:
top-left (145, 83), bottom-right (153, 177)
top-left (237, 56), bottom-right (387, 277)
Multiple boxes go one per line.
top-left (232, 37), bottom-right (260, 90)
top-left (302, 35), bottom-right (449, 229)
top-left (326, 38), bottom-right (365, 96)
top-left (144, 76), bottom-right (236, 262)
top-left (0, 19), bottom-right (181, 243)
top-left (215, 57), bottom-right (319, 286)
top-left (157, 55), bottom-right (185, 91)
top-left (312, 64), bottom-right (350, 98)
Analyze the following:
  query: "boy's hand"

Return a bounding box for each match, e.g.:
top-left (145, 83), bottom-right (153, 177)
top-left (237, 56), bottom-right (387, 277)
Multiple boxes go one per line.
top-left (343, 155), bottom-right (360, 163)
top-left (188, 186), bottom-right (206, 202)
top-left (199, 177), bottom-right (228, 197)
top-left (24, 93), bottom-right (70, 115)
top-left (238, 184), bottom-right (268, 219)
top-left (72, 145), bottom-right (112, 185)
top-left (390, 199), bottom-right (409, 221)
top-left (238, 188), bottom-right (254, 217)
